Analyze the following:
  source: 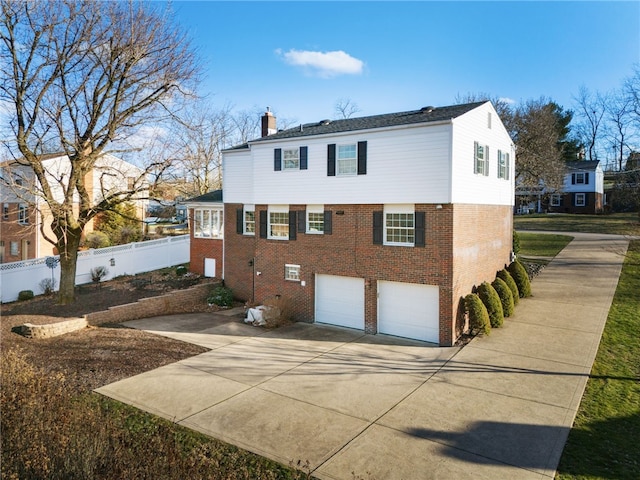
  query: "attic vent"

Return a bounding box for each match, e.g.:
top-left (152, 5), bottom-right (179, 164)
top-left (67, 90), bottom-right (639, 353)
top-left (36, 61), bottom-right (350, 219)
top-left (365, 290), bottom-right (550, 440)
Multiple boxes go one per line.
top-left (319, 119), bottom-right (331, 126)
top-left (420, 106), bottom-right (435, 113)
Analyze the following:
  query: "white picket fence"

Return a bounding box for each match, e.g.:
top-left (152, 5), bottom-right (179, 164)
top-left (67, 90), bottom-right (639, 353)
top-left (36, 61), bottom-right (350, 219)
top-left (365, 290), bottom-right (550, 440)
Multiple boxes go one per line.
top-left (0, 235), bottom-right (190, 303)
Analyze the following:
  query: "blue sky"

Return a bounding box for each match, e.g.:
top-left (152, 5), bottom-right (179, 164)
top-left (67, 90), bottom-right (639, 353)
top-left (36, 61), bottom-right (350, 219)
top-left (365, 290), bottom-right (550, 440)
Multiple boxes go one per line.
top-left (169, 1), bottom-right (640, 125)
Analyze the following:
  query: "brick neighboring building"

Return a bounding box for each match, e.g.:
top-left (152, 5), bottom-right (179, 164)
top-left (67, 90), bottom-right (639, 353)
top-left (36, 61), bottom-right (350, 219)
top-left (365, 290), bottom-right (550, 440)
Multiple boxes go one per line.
top-left (1, 153), bottom-right (146, 262)
top-left (547, 161), bottom-right (604, 214)
top-left (215, 101), bottom-right (515, 346)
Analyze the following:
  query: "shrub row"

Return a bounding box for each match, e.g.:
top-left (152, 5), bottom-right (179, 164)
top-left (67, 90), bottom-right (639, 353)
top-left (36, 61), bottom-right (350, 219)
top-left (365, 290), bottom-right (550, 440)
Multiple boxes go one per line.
top-left (465, 259), bottom-right (532, 337)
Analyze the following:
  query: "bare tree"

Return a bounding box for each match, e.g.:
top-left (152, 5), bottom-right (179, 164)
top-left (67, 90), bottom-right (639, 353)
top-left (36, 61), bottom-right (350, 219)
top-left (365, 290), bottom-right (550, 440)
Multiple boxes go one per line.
top-left (510, 98), bottom-right (567, 194)
top-left (605, 87), bottom-right (634, 171)
top-left (0, 0), bottom-right (198, 303)
top-left (334, 98), bottom-right (361, 119)
top-left (573, 86), bottom-right (607, 161)
top-left (165, 101), bottom-right (233, 197)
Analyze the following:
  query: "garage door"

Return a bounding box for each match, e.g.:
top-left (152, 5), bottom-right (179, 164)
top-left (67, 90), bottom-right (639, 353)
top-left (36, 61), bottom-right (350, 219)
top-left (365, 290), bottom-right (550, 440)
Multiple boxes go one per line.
top-left (378, 280), bottom-right (439, 343)
top-left (315, 274), bottom-right (365, 330)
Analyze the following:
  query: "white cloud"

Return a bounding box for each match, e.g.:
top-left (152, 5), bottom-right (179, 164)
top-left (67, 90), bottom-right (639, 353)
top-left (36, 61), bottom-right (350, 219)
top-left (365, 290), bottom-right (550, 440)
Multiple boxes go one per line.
top-left (276, 49), bottom-right (364, 78)
top-left (499, 97), bottom-right (516, 105)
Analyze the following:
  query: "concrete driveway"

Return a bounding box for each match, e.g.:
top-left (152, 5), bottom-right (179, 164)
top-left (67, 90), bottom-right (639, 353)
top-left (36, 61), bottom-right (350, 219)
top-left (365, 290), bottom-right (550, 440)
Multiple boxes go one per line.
top-left (96, 232), bottom-right (630, 479)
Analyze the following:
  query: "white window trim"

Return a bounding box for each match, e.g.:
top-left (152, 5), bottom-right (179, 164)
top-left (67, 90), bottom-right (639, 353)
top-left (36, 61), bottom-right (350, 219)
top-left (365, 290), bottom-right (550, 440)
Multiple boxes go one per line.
top-left (243, 204), bottom-right (255, 236)
top-left (498, 150), bottom-right (510, 180)
top-left (285, 264), bottom-right (301, 282)
top-left (10, 241), bottom-right (18, 256)
top-left (306, 204), bottom-right (324, 234)
top-left (18, 204), bottom-right (28, 225)
top-left (283, 148), bottom-right (300, 170)
top-left (337, 143), bottom-right (357, 176)
top-left (575, 193), bottom-right (586, 207)
top-left (383, 204), bottom-right (415, 247)
top-left (193, 208), bottom-right (223, 239)
top-left (3, 203), bottom-right (9, 220)
top-left (550, 194), bottom-right (561, 207)
top-left (575, 173), bottom-right (586, 184)
top-left (268, 205), bottom-right (289, 240)
top-left (474, 142), bottom-right (489, 176)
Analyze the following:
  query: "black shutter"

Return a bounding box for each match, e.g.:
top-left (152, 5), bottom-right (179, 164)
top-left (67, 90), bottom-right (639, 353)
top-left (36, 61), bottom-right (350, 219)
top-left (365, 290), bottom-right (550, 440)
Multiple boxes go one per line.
top-left (415, 212), bottom-right (425, 247)
top-left (324, 211), bottom-right (332, 235)
top-left (236, 208), bottom-right (243, 234)
top-left (289, 211), bottom-right (297, 240)
top-left (584, 194), bottom-right (589, 206)
top-left (274, 148), bottom-right (282, 171)
top-left (585, 172), bottom-right (589, 184)
top-left (298, 210), bottom-right (306, 233)
top-left (327, 144), bottom-right (336, 176)
top-left (373, 211), bottom-right (383, 245)
top-left (560, 195), bottom-right (564, 207)
top-left (571, 173), bottom-right (576, 185)
top-left (259, 210), bottom-right (267, 238)
top-left (357, 141), bottom-right (367, 175)
top-left (300, 146), bottom-right (308, 170)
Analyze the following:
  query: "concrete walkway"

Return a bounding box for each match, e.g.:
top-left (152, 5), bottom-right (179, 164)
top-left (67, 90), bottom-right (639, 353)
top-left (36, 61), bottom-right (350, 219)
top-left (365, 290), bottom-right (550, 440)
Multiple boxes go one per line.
top-left (96, 232), bottom-right (630, 479)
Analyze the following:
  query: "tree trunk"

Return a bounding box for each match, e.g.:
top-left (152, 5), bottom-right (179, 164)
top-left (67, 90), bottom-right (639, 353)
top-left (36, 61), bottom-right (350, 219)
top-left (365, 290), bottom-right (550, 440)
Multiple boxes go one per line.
top-left (56, 229), bottom-right (83, 305)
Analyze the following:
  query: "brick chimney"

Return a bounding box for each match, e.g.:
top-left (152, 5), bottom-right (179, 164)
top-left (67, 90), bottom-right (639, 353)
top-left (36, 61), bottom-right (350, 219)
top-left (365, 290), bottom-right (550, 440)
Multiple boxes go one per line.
top-left (261, 107), bottom-right (277, 137)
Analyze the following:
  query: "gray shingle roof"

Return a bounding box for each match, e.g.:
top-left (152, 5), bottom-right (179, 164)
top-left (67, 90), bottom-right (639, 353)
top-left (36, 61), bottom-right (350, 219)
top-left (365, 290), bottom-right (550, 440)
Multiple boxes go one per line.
top-left (245, 101), bottom-right (487, 145)
top-left (185, 189), bottom-right (223, 203)
top-left (566, 160), bottom-right (600, 171)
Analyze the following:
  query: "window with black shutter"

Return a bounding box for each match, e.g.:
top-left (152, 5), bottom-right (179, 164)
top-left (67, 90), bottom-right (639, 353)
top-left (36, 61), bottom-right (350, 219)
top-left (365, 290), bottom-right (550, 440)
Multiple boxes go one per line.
top-left (300, 146), bottom-right (308, 170)
top-left (327, 144), bottom-right (336, 176)
top-left (297, 210), bottom-right (306, 233)
top-left (324, 211), bottom-right (332, 235)
top-left (288, 211), bottom-right (297, 240)
top-left (357, 141), bottom-right (367, 175)
top-left (236, 208), bottom-right (243, 234)
top-left (259, 210), bottom-right (267, 238)
top-left (415, 212), bottom-right (425, 247)
top-left (274, 148), bottom-right (282, 171)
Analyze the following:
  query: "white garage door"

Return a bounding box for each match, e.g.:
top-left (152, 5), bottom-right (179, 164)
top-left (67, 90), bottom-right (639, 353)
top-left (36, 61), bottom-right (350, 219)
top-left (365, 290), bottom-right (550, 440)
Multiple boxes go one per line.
top-left (378, 280), bottom-right (439, 343)
top-left (315, 274), bottom-right (365, 330)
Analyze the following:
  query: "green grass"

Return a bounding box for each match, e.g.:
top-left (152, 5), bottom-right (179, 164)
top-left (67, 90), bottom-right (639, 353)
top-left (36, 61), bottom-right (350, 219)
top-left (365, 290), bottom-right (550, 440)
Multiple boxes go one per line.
top-left (517, 232), bottom-right (574, 258)
top-left (514, 212), bottom-right (640, 236)
top-left (556, 240), bottom-right (640, 479)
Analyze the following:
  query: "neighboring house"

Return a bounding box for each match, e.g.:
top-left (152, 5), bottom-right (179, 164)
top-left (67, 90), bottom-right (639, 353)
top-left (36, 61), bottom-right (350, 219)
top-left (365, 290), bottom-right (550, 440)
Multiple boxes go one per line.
top-left (547, 161), bottom-right (604, 214)
top-left (0, 153), bottom-right (146, 262)
top-left (184, 190), bottom-right (223, 278)
top-left (216, 102), bottom-right (515, 346)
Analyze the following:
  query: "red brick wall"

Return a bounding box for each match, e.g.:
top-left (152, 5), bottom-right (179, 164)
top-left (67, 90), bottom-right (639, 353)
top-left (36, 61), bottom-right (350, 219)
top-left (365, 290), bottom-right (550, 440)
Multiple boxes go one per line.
top-left (223, 203), bottom-right (512, 346)
top-left (0, 203), bottom-right (38, 262)
top-left (548, 192), bottom-right (603, 214)
top-left (451, 204), bottom-right (513, 344)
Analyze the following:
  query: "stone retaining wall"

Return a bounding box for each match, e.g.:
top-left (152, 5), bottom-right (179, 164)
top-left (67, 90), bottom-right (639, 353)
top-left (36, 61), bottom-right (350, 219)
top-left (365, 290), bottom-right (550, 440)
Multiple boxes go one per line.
top-left (85, 281), bottom-right (219, 326)
top-left (17, 318), bottom-right (88, 339)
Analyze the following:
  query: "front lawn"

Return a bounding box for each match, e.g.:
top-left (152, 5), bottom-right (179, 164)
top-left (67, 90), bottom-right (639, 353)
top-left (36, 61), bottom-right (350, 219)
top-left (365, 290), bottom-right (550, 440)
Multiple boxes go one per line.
top-left (556, 240), bottom-right (640, 479)
top-left (517, 232), bottom-right (574, 258)
top-left (514, 213), bottom-right (640, 236)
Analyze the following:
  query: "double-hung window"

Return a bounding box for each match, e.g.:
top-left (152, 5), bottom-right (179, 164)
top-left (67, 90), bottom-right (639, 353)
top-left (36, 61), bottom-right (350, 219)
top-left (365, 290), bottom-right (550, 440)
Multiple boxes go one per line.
top-left (575, 173), bottom-right (585, 184)
top-left (550, 194), bottom-right (561, 207)
top-left (384, 205), bottom-right (415, 246)
top-left (497, 150), bottom-right (510, 180)
top-left (306, 205), bottom-right (324, 233)
top-left (18, 204), bottom-right (28, 224)
top-left (244, 205), bottom-right (255, 235)
top-left (193, 208), bottom-right (223, 238)
top-left (474, 142), bottom-right (489, 176)
top-left (575, 193), bottom-right (586, 207)
top-left (283, 148), bottom-right (300, 170)
top-left (268, 205), bottom-right (289, 239)
top-left (337, 144), bottom-right (357, 175)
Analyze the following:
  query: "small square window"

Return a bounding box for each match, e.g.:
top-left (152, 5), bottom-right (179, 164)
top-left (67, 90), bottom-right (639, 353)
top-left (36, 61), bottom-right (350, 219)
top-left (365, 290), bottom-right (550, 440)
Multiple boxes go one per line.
top-left (285, 264), bottom-right (300, 281)
top-left (283, 148), bottom-right (300, 170)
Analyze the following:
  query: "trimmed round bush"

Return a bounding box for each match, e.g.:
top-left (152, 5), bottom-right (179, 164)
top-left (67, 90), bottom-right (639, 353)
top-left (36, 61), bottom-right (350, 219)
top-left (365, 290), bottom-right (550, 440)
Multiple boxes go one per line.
top-left (465, 293), bottom-right (490, 336)
top-left (512, 230), bottom-right (521, 255)
top-left (175, 265), bottom-right (188, 276)
top-left (492, 277), bottom-right (514, 318)
top-left (497, 268), bottom-right (519, 305)
top-left (508, 260), bottom-right (532, 298)
top-left (18, 290), bottom-right (34, 301)
top-left (476, 282), bottom-right (504, 328)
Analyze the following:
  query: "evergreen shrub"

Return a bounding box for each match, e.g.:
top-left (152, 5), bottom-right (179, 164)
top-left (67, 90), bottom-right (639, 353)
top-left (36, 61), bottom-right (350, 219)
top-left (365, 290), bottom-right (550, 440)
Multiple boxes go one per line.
top-left (18, 290), bottom-right (34, 301)
top-left (465, 293), bottom-right (491, 335)
top-left (477, 281), bottom-right (504, 327)
top-left (497, 268), bottom-right (519, 305)
top-left (513, 230), bottom-right (521, 255)
top-left (492, 277), bottom-right (514, 317)
top-left (508, 260), bottom-right (532, 298)
top-left (207, 285), bottom-right (233, 307)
